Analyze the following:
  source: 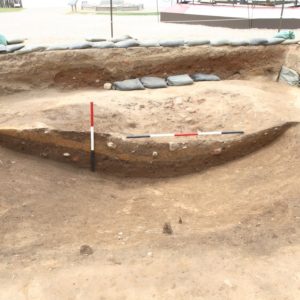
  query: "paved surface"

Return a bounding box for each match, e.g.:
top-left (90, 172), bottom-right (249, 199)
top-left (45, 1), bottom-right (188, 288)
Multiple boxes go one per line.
top-left (1, 7), bottom-right (299, 44)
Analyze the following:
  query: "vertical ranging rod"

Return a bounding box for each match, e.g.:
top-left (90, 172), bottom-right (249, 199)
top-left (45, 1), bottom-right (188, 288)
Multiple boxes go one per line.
top-left (90, 102), bottom-right (96, 172)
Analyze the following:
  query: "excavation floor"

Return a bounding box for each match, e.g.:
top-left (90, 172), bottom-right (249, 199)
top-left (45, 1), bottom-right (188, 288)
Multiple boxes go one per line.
top-left (1, 78), bottom-right (299, 298)
top-left (0, 123), bottom-right (299, 299)
top-left (0, 80), bottom-right (299, 136)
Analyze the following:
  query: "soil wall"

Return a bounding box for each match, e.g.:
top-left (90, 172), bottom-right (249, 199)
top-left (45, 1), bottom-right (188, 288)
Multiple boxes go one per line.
top-left (1, 44), bottom-right (299, 94)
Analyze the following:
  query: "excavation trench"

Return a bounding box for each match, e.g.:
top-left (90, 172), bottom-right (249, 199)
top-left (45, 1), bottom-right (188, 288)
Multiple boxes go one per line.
top-left (0, 45), bottom-right (299, 177)
top-left (0, 122), bottom-right (297, 178)
top-left (0, 44), bottom-right (299, 94)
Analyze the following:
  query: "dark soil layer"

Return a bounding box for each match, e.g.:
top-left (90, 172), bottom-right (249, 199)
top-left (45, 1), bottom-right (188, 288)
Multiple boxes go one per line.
top-left (0, 122), bottom-right (296, 177)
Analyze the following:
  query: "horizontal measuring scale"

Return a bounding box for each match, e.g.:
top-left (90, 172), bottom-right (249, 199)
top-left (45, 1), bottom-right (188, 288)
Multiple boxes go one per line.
top-left (126, 131), bottom-right (244, 139)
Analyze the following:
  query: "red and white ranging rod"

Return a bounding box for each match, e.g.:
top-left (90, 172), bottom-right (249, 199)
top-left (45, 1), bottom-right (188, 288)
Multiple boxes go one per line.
top-left (126, 130), bottom-right (244, 139)
top-left (90, 102), bottom-right (96, 172)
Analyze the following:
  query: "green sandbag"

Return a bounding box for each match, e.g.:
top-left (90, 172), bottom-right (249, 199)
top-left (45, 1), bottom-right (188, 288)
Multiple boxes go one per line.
top-left (278, 66), bottom-right (300, 86)
top-left (113, 79), bottom-right (145, 91)
top-left (0, 34), bottom-right (7, 46)
top-left (274, 31), bottom-right (295, 40)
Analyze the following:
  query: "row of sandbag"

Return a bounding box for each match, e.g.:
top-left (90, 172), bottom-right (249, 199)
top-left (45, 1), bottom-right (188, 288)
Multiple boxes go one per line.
top-left (0, 36), bottom-right (27, 54)
top-left (112, 73), bottom-right (221, 91)
top-left (14, 37), bottom-right (300, 54)
top-left (87, 31), bottom-right (299, 47)
top-left (1, 35), bottom-right (300, 55)
top-left (0, 34), bottom-right (137, 54)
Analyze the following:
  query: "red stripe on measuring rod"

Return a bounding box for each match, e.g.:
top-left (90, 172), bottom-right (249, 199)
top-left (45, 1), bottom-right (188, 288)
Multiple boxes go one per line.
top-left (90, 102), bottom-right (94, 127)
top-left (175, 132), bottom-right (198, 137)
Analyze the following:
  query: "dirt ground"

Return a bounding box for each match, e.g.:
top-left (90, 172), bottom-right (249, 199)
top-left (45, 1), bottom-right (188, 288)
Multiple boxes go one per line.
top-left (0, 80), bottom-right (299, 134)
top-left (1, 6), bottom-right (300, 299)
top-left (0, 79), bottom-right (299, 298)
top-left (0, 122), bottom-right (299, 299)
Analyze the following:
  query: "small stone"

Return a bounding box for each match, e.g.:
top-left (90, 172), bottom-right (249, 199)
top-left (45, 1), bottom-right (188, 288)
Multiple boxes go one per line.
top-left (104, 82), bottom-right (112, 90)
top-left (80, 245), bottom-right (93, 256)
top-left (174, 97), bottom-right (183, 105)
top-left (95, 79), bottom-right (100, 83)
top-left (163, 222), bottom-right (173, 235)
top-left (107, 254), bottom-right (122, 265)
top-left (212, 148), bottom-right (223, 156)
top-left (107, 142), bottom-right (117, 149)
top-left (40, 152), bottom-right (48, 158)
top-left (63, 152), bottom-right (71, 157)
top-left (147, 252), bottom-right (153, 257)
top-left (178, 217), bottom-right (183, 224)
top-left (169, 142), bottom-right (180, 152)
top-left (186, 108), bottom-right (196, 113)
top-left (152, 151), bottom-right (158, 158)
top-left (224, 279), bottom-right (234, 288)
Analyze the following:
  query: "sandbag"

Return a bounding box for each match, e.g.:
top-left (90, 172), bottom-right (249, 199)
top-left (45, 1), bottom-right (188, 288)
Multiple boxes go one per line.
top-left (140, 77), bottom-right (167, 89)
top-left (85, 37), bottom-right (106, 42)
top-left (159, 40), bottom-right (184, 47)
top-left (0, 45), bottom-right (6, 53)
top-left (185, 39), bottom-right (210, 46)
top-left (274, 30), bottom-right (295, 40)
top-left (113, 79), bottom-right (145, 91)
top-left (167, 74), bottom-right (194, 86)
top-left (266, 38), bottom-right (284, 45)
top-left (139, 40), bottom-right (160, 47)
top-left (16, 45), bottom-right (47, 54)
top-left (46, 44), bottom-right (70, 51)
top-left (278, 66), bottom-right (299, 86)
top-left (115, 39), bottom-right (140, 48)
top-left (248, 38), bottom-right (268, 46)
top-left (7, 38), bottom-right (26, 45)
top-left (282, 39), bottom-right (300, 45)
top-left (69, 42), bottom-right (92, 50)
top-left (191, 73), bottom-right (220, 81)
top-left (6, 44), bottom-right (25, 53)
top-left (91, 41), bottom-right (116, 49)
top-left (0, 34), bottom-right (7, 46)
top-left (111, 35), bottom-right (132, 43)
top-left (229, 40), bottom-right (249, 47)
top-left (210, 39), bottom-right (230, 46)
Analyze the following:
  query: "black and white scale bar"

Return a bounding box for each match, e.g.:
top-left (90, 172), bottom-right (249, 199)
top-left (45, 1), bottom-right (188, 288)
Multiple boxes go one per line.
top-left (126, 130), bottom-right (244, 139)
top-left (90, 101), bottom-right (96, 172)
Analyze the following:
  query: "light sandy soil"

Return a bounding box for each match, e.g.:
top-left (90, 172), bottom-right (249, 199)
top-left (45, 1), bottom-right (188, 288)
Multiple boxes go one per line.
top-left (0, 8), bottom-right (300, 44)
top-left (0, 80), bottom-right (299, 134)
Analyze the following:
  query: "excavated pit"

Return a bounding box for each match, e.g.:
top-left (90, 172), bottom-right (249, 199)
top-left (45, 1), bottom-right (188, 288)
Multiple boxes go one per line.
top-left (0, 44), bottom-right (299, 177)
top-left (0, 122), bottom-right (297, 177)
